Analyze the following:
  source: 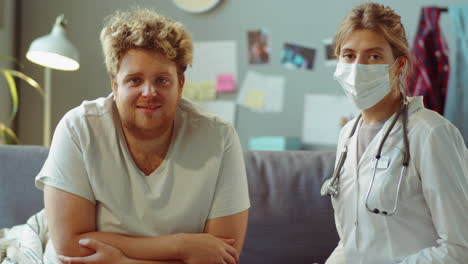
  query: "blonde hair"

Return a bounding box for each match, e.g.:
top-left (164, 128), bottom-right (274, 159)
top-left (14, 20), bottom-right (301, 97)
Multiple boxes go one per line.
top-left (100, 8), bottom-right (193, 79)
top-left (333, 3), bottom-right (411, 69)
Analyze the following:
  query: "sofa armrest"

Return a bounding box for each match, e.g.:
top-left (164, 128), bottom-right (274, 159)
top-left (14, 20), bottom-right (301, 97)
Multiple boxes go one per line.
top-left (0, 145), bottom-right (49, 228)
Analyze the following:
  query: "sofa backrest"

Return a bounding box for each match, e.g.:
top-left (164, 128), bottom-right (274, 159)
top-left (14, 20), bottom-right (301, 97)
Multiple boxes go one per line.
top-left (0, 145), bottom-right (49, 228)
top-left (0, 146), bottom-right (339, 263)
top-left (241, 151), bottom-right (338, 264)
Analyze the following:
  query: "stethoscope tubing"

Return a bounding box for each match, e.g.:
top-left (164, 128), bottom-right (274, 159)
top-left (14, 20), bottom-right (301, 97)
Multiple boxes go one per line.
top-left (322, 96), bottom-right (411, 216)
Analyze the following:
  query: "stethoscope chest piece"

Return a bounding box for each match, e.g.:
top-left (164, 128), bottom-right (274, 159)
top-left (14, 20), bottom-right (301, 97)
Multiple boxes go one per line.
top-left (321, 177), bottom-right (339, 198)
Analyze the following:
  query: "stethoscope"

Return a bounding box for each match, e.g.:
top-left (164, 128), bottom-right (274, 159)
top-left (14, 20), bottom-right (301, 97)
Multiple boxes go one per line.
top-left (321, 96), bottom-right (410, 216)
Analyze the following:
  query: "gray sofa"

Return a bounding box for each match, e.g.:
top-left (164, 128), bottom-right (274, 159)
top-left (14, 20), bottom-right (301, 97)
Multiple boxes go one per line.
top-left (0, 145), bottom-right (339, 264)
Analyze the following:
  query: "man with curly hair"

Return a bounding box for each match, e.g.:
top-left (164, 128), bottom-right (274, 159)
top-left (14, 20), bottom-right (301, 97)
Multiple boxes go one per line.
top-left (35, 8), bottom-right (249, 264)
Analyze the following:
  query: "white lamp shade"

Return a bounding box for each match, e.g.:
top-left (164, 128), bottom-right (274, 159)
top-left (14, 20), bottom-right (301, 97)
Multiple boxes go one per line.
top-left (26, 16), bottom-right (80, 71)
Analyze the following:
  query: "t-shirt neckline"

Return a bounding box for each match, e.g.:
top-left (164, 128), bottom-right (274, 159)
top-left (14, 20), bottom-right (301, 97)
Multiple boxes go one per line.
top-left (112, 101), bottom-right (180, 178)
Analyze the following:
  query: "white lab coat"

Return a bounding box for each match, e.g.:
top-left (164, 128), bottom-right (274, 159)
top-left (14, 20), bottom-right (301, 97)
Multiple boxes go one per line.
top-left (326, 96), bottom-right (468, 264)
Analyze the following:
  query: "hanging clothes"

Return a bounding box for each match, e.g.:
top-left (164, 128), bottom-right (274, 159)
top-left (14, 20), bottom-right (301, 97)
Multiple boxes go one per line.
top-left (444, 6), bottom-right (468, 146)
top-left (407, 7), bottom-right (450, 115)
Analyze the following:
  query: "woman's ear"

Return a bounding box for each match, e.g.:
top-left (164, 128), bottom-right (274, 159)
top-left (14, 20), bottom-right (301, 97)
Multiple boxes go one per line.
top-left (398, 57), bottom-right (408, 74)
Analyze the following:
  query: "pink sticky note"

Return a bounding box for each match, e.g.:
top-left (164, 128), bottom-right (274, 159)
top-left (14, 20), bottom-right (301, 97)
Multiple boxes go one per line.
top-left (216, 74), bottom-right (236, 93)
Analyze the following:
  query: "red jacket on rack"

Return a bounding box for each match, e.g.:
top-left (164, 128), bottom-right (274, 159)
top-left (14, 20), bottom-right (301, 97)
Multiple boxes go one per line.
top-left (407, 7), bottom-right (450, 115)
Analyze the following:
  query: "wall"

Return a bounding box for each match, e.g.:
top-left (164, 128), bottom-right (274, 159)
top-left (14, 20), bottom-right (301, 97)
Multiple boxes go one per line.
top-left (0, 0), bottom-right (16, 127)
top-left (16, 0), bottom-right (466, 148)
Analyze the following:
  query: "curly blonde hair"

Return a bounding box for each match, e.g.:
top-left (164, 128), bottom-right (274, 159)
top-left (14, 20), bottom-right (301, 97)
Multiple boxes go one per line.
top-left (100, 8), bottom-right (193, 79)
top-left (333, 3), bottom-right (411, 66)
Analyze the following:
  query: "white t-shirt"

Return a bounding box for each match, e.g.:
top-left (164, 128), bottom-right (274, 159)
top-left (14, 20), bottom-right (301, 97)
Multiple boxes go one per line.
top-left (35, 94), bottom-right (250, 237)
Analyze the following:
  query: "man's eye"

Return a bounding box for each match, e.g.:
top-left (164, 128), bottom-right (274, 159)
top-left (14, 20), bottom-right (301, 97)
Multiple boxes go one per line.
top-left (157, 78), bottom-right (170, 85)
top-left (129, 78), bottom-right (141, 85)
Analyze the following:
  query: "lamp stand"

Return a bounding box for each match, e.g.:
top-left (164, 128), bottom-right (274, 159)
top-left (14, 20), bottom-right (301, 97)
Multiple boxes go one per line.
top-left (43, 67), bottom-right (52, 146)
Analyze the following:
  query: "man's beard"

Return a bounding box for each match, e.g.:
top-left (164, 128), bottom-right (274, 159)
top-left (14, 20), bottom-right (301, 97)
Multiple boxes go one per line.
top-left (121, 110), bottom-right (175, 141)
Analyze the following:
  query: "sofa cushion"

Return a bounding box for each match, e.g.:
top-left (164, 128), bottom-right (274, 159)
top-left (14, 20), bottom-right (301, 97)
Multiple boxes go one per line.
top-left (0, 145), bottom-right (49, 228)
top-left (241, 151), bottom-right (339, 264)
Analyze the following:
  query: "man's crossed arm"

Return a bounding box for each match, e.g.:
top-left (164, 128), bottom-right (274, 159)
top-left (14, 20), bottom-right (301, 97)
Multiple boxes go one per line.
top-left (45, 185), bottom-right (248, 264)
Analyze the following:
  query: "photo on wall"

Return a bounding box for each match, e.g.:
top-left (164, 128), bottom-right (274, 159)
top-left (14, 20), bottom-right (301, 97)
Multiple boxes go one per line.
top-left (247, 30), bottom-right (270, 64)
top-left (280, 43), bottom-right (316, 71)
top-left (323, 38), bottom-right (338, 66)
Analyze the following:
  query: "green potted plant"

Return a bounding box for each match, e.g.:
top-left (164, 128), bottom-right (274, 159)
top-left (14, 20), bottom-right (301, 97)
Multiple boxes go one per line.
top-left (0, 56), bottom-right (43, 144)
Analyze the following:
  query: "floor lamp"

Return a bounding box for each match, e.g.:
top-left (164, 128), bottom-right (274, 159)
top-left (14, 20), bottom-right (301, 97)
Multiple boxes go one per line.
top-left (26, 15), bottom-right (80, 146)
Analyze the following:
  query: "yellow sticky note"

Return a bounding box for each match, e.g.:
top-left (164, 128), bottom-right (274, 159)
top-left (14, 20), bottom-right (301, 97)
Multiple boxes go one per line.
top-left (246, 89), bottom-right (265, 110)
top-left (183, 82), bottom-right (200, 100)
top-left (198, 82), bottom-right (216, 101)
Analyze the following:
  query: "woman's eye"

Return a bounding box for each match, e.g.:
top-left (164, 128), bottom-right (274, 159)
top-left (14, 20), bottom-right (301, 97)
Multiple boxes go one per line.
top-left (343, 54), bottom-right (354, 60)
top-left (369, 54), bottom-right (382, 60)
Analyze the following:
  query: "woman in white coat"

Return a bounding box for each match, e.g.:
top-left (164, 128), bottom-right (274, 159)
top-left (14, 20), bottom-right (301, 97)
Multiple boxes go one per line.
top-left (323, 3), bottom-right (468, 263)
